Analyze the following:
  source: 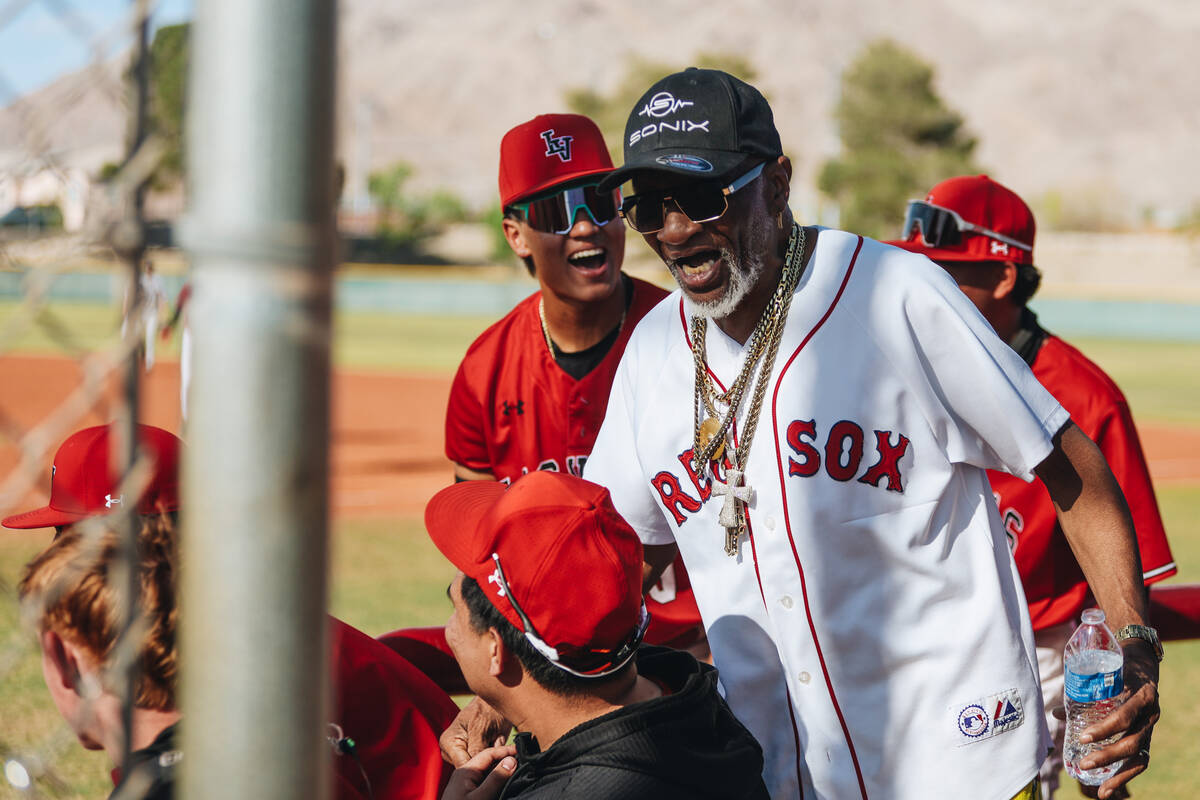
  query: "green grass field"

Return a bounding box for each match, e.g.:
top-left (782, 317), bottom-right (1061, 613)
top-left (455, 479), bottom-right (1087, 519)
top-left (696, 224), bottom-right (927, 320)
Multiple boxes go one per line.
top-left (1, 298), bottom-right (1198, 797)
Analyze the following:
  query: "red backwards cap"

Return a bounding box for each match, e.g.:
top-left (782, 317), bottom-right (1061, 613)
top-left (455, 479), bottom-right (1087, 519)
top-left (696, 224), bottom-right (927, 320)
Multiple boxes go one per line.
top-left (425, 472), bottom-right (644, 663)
top-left (498, 114), bottom-right (614, 208)
top-left (888, 174), bottom-right (1036, 265)
top-left (2, 424), bottom-right (181, 530)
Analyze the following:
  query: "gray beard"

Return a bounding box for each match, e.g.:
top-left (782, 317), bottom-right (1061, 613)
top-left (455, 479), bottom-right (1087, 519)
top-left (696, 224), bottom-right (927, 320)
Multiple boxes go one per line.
top-left (678, 212), bottom-right (772, 321)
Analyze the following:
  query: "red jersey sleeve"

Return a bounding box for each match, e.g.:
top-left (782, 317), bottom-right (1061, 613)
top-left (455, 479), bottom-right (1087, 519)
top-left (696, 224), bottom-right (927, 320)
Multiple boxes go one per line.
top-left (330, 617), bottom-right (458, 800)
top-left (445, 358), bottom-right (492, 472)
top-left (1091, 398), bottom-right (1176, 584)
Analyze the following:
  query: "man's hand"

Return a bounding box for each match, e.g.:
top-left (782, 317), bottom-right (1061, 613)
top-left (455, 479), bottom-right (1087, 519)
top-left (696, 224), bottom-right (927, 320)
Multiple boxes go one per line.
top-left (441, 745), bottom-right (518, 800)
top-left (1075, 641), bottom-right (1160, 799)
top-left (440, 697), bottom-right (513, 768)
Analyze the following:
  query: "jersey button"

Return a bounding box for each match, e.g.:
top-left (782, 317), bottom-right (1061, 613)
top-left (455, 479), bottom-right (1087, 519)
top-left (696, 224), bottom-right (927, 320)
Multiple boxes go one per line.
top-left (779, 595), bottom-right (794, 609)
top-left (798, 671), bottom-right (812, 685)
top-left (764, 516), bottom-right (776, 531)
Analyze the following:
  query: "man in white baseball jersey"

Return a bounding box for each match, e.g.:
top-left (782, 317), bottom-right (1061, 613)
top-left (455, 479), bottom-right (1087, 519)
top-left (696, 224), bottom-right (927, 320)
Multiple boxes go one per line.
top-left (584, 68), bottom-right (1160, 800)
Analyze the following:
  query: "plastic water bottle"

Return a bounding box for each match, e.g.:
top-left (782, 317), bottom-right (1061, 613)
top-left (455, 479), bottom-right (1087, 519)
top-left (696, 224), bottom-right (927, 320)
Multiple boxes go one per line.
top-left (1063, 608), bottom-right (1124, 786)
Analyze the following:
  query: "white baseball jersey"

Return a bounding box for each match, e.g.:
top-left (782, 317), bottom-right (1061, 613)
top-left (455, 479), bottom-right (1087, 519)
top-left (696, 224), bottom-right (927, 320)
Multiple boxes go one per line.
top-left (585, 230), bottom-right (1065, 800)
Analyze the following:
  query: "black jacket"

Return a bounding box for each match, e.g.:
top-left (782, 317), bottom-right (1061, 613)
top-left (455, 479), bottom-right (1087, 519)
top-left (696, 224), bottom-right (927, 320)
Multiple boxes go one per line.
top-left (110, 722), bottom-right (180, 800)
top-left (498, 646), bottom-right (768, 799)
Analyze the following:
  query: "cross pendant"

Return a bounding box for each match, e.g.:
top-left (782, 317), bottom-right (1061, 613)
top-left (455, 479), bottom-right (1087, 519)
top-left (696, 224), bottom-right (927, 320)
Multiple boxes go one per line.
top-left (713, 468), bottom-right (752, 557)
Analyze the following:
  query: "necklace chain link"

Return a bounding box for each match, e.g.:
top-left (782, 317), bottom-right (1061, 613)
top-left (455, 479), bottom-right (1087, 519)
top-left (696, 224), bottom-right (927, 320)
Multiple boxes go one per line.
top-left (690, 223), bottom-right (807, 476)
top-left (539, 286), bottom-right (628, 359)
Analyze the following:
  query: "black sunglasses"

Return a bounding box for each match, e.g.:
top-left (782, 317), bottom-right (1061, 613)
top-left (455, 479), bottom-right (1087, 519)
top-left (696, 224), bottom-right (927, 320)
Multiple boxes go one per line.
top-left (490, 552), bottom-right (649, 678)
top-left (619, 161), bottom-right (766, 234)
top-left (902, 200), bottom-right (1032, 253)
top-left (509, 182), bottom-right (622, 235)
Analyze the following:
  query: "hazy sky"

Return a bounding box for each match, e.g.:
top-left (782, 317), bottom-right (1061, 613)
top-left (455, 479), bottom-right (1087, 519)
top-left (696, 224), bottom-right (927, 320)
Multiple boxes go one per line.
top-left (0, 0), bottom-right (191, 103)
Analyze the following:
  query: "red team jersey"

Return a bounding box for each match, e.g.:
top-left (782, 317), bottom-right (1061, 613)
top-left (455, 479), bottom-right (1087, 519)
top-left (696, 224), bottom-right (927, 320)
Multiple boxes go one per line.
top-left (446, 276), bottom-right (667, 483)
top-left (446, 276), bottom-right (703, 643)
top-left (989, 334), bottom-right (1176, 631)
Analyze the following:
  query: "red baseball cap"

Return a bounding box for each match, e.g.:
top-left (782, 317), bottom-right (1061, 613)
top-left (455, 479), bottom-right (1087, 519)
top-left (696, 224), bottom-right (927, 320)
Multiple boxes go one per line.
top-left (498, 114), bottom-right (614, 208)
top-left (2, 424), bottom-right (181, 530)
top-left (886, 175), bottom-right (1036, 266)
top-left (425, 471), bottom-right (646, 676)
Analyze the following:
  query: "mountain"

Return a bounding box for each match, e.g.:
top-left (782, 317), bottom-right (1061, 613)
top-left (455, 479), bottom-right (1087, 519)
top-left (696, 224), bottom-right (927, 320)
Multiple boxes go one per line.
top-left (4, 0), bottom-right (1199, 225)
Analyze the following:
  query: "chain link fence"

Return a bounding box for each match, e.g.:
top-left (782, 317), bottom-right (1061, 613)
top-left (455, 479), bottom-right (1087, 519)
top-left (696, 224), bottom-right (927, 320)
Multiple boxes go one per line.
top-left (0, 1), bottom-right (181, 795)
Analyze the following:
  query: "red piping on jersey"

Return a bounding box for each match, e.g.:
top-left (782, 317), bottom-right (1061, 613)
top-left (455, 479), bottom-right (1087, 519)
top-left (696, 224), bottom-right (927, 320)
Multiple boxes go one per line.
top-left (679, 296), bottom-right (807, 798)
top-left (770, 235), bottom-right (870, 799)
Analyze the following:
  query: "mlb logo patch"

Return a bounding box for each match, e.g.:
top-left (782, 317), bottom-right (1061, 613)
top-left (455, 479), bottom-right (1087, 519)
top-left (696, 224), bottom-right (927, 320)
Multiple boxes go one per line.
top-left (956, 704), bottom-right (989, 739)
top-left (950, 688), bottom-right (1024, 746)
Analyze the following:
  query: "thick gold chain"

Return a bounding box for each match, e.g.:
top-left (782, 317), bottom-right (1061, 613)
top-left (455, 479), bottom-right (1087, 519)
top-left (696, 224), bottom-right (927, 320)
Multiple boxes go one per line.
top-left (691, 223), bottom-right (806, 472)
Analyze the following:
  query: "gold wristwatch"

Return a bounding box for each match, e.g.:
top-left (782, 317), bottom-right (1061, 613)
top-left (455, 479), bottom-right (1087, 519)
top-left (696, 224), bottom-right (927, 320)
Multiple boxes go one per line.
top-left (1115, 624), bottom-right (1164, 662)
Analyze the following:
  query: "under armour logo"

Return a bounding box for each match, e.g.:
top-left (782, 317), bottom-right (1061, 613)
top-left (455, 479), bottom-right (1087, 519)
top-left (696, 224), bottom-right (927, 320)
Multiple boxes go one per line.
top-left (105, 494), bottom-right (123, 508)
top-left (486, 569), bottom-right (507, 597)
top-left (990, 240), bottom-right (1009, 256)
top-left (540, 129), bottom-right (573, 162)
top-left (501, 400), bottom-right (524, 416)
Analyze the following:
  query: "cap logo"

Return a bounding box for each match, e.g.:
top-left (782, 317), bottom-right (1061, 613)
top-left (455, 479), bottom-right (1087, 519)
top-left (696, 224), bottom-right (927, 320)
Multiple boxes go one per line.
top-left (655, 154), bottom-right (713, 172)
top-left (486, 567), bottom-right (507, 598)
top-left (990, 240), bottom-right (1009, 256)
top-left (638, 91), bottom-right (694, 119)
top-left (540, 129), bottom-right (573, 163)
top-left (105, 493), bottom-right (123, 508)
top-left (629, 118), bottom-right (711, 147)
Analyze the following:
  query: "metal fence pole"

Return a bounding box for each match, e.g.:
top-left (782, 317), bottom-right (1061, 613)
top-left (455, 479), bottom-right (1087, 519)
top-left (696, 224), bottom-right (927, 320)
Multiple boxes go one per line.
top-left (179, 0), bottom-right (337, 798)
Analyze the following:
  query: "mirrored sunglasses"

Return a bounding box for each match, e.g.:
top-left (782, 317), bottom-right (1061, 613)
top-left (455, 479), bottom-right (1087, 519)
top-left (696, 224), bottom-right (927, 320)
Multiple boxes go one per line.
top-left (490, 552), bottom-right (649, 678)
top-left (619, 160), bottom-right (766, 234)
top-left (902, 200), bottom-right (1032, 253)
top-left (510, 183), bottom-right (621, 235)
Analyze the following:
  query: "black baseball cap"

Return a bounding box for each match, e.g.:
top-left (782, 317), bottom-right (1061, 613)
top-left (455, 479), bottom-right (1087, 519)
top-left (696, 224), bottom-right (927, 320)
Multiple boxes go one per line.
top-left (597, 68), bottom-right (783, 193)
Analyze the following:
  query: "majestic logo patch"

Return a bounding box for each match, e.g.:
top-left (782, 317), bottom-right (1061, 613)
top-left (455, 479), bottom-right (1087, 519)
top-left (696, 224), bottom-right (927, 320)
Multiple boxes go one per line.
top-left (638, 91), bottom-right (694, 118)
top-left (951, 688), bottom-right (1024, 746)
top-left (540, 129), bottom-right (573, 162)
top-left (655, 154), bottom-right (713, 172)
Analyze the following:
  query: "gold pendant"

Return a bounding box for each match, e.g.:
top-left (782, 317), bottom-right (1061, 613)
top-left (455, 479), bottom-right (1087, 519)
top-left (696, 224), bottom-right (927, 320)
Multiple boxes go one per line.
top-left (698, 416), bottom-right (725, 461)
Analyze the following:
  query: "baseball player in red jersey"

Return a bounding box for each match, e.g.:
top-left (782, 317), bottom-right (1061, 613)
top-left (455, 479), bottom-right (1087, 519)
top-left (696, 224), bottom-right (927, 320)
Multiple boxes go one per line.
top-left (5, 424), bottom-right (458, 800)
top-left (440, 112), bottom-right (706, 764)
top-left (888, 174), bottom-right (1176, 799)
top-left (445, 113), bottom-right (667, 485)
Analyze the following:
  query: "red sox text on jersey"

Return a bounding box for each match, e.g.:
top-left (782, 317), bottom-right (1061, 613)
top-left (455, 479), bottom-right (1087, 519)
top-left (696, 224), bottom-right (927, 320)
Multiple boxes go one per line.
top-left (651, 424), bottom-right (911, 525)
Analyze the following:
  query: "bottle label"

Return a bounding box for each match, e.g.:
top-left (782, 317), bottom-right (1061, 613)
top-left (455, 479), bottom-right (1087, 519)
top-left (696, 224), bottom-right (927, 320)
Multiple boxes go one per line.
top-left (1065, 668), bottom-right (1123, 702)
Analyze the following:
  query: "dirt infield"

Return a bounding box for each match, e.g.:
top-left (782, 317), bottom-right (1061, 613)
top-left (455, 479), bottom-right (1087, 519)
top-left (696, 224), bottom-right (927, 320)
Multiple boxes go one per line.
top-left (0, 354), bottom-right (453, 521)
top-left (1, 354), bottom-right (1198, 525)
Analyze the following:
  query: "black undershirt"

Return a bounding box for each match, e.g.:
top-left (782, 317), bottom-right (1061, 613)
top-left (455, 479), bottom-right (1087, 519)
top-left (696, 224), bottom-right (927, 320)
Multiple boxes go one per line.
top-left (548, 274), bottom-right (633, 380)
top-left (1009, 306), bottom-right (1049, 367)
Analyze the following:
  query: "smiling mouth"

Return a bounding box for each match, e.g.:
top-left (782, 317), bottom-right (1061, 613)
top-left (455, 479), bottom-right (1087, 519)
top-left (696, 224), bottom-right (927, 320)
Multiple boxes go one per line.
top-left (568, 248), bottom-right (607, 271)
top-left (669, 248), bottom-right (724, 289)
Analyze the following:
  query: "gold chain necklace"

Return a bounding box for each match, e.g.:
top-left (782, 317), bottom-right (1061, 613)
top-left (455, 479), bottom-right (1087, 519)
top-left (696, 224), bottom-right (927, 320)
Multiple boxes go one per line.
top-left (539, 287), bottom-right (628, 358)
top-left (690, 223), bottom-right (806, 555)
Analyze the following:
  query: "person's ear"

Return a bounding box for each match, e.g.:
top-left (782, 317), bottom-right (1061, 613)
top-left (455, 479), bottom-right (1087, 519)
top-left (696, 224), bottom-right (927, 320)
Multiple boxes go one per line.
top-left (768, 155), bottom-right (793, 215)
top-left (486, 627), bottom-right (507, 677)
top-left (502, 217), bottom-right (533, 260)
top-left (993, 262), bottom-right (1019, 301)
top-left (41, 629), bottom-right (80, 692)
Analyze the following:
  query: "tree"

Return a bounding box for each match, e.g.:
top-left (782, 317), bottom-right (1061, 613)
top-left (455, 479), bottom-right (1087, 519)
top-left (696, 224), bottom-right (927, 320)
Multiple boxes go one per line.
top-left (566, 53), bottom-right (758, 165)
top-left (368, 162), bottom-right (467, 248)
top-left (818, 39), bottom-right (979, 239)
top-left (147, 23), bottom-right (190, 181)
